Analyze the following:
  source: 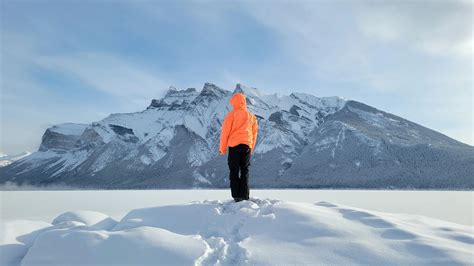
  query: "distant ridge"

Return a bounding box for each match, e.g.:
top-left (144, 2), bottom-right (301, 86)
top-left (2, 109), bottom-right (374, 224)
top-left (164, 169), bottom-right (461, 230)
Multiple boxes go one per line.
top-left (1, 83), bottom-right (473, 189)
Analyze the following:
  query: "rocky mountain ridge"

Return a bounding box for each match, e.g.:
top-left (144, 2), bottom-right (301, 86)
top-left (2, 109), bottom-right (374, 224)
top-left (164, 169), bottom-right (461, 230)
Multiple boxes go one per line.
top-left (1, 83), bottom-right (472, 189)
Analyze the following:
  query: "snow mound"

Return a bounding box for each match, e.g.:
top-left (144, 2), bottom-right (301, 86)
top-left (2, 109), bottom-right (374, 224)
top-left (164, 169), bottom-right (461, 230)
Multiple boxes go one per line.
top-left (52, 210), bottom-right (118, 230)
top-left (0, 220), bottom-right (51, 266)
top-left (4, 199), bottom-right (474, 266)
top-left (21, 226), bottom-right (206, 266)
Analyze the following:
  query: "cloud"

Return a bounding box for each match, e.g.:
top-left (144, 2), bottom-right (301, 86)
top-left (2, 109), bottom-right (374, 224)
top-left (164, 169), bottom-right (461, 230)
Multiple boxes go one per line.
top-left (355, 0), bottom-right (473, 58)
top-left (239, 2), bottom-right (382, 88)
top-left (1, 0), bottom-right (472, 154)
top-left (36, 53), bottom-right (170, 106)
top-left (2, 31), bottom-right (170, 103)
top-left (1, 31), bottom-right (171, 154)
top-left (239, 1), bottom-right (472, 145)
top-left (241, 0), bottom-right (472, 88)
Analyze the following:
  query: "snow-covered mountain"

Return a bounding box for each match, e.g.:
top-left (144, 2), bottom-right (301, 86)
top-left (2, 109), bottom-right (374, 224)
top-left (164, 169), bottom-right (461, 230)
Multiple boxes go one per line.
top-left (0, 83), bottom-right (473, 189)
top-left (0, 152), bottom-right (31, 168)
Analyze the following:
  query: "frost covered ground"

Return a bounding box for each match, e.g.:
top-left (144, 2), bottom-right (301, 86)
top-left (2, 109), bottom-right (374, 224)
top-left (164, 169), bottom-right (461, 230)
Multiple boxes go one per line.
top-left (1, 198), bottom-right (473, 265)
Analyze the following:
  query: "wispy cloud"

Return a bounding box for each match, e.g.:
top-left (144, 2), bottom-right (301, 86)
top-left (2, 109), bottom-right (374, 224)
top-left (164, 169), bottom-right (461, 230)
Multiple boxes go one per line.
top-left (240, 0), bottom-right (472, 88)
top-left (238, 0), bottom-right (472, 145)
top-left (355, 0), bottom-right (472, 58)
top-left (1, 31), bottom-right (171, 153)
top-left (0, 0), bottom-right (472, 155)
top-left (36, 52), bottom-right (170, 106)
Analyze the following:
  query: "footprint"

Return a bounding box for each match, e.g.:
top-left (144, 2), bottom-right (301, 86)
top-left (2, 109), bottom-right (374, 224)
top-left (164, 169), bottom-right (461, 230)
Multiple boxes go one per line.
top-left (405, 242), bottom-right (448, 259)
top-left (451, 234), bottom-right (474, 244)
top-left (339, 209), bottom-right (374, 218)
top-left (438, 228), bottom-right (474, 244)
top-left (339, 209), bottom-right (394, 229)
top-left (438, 227), bottom-right (453, 232)
top-left (381, 228), bottom-right (416, 240)
top-left (195, 236), bottom-right (228, 266)
top-left (315, 201), bottom-right (338, 208)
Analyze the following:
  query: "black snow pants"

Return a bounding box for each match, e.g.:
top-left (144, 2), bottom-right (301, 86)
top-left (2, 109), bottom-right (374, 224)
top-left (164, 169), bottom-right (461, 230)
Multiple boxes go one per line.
top-left (228, 144), bottom-right (251, 200)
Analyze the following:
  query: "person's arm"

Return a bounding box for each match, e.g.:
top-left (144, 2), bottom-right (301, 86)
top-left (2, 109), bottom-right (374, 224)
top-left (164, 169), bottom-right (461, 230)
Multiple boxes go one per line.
top-left (251, 114), bottom-right (258, 153)
top-left (219, 112), bottom-right (234, 155)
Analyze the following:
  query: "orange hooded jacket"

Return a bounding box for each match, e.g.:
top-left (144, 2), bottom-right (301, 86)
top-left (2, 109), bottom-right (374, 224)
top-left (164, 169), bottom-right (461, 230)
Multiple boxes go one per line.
top-left (219, 93), bottom-right (258, 155)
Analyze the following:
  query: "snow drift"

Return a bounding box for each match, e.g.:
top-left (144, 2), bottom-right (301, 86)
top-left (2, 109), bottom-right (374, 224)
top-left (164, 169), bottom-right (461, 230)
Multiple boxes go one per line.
top-left (2, 199), bottom-right (473, 265)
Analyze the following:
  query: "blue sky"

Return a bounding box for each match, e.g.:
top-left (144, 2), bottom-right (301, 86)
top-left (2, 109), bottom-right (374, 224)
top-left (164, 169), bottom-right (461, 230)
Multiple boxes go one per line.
top-left (1, 0), bottom-right (472, 154)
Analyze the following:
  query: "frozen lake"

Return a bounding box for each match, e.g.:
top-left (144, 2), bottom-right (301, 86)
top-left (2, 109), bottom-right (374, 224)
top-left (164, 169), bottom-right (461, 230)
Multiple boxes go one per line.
top-left (1, 189), bottom-right (472, 226)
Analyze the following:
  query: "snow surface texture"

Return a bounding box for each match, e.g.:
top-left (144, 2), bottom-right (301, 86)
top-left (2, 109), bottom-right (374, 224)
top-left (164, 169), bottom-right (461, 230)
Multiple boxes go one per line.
top-left (1, 199), bottom-right (473, 266)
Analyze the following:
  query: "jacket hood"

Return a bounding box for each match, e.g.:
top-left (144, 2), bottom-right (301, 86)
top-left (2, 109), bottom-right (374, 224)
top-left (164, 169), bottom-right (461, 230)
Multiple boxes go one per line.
top-left (230, 93), bottom-right (247, 110)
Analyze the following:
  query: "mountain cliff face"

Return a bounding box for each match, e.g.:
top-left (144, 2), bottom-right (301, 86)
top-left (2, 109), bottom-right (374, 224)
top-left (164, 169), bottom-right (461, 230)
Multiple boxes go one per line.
top-left (1, 83), bottom-right (473, 189)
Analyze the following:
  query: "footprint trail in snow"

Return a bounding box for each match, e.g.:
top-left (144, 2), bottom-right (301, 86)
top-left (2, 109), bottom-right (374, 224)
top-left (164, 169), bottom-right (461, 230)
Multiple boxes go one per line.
top-left (2, 198), bottom-right (473, 266)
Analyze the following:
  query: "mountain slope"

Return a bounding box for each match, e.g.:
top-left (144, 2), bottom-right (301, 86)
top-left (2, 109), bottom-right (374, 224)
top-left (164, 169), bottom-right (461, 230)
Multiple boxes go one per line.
top-left (0, 83), bottom-right (472, 189)
top-left (280, 101), bottom-right (474, 189)
top-left (0, 152), bottom-right (31, 167)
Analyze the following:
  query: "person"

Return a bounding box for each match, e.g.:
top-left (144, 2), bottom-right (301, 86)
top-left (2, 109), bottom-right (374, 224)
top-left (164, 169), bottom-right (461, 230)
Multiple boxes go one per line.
top-left (219, 92), bottom-right (258, 202)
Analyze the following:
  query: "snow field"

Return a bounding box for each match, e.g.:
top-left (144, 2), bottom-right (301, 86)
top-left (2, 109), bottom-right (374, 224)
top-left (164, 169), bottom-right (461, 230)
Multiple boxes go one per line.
top-left (1, 198), bottom-right (473, 265)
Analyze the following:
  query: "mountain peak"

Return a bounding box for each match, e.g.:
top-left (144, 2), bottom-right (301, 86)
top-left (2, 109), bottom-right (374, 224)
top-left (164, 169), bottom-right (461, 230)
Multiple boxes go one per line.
top-left (234, 83), bottom-right (263, 98)
top-left (199, 83), bottom-right (227, 98)
top-left (3, 82), bottom-right (472, 190)
top-left (202, 82), bottom-right (224, 91)
top-left (148, 87), bottom-right (199, 109)
top-left (164, 86), bottom-right (179, 97)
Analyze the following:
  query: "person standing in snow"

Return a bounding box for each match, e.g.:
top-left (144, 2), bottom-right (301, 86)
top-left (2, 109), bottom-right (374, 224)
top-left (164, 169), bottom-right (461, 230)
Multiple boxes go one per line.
top-left (219, 93), bottom-right (258, 202)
